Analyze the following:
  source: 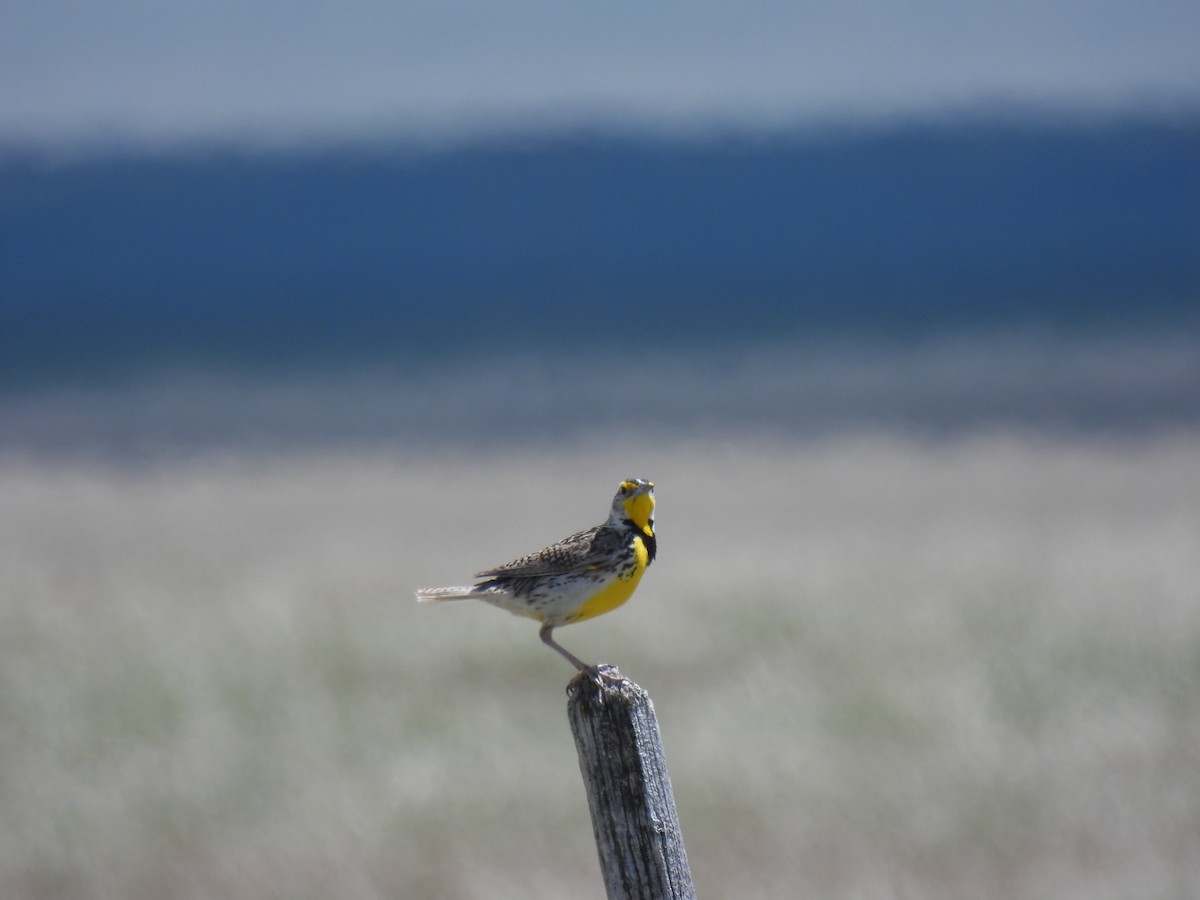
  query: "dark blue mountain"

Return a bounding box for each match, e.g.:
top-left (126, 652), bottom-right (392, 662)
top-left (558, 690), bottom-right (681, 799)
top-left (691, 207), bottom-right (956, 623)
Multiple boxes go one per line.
top-left (2, 116), bottom-right (1197, 386)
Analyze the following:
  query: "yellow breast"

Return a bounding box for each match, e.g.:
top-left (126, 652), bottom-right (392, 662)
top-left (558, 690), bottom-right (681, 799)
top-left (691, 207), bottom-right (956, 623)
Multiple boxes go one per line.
top-left (570, 534), bottom-right (649, 624)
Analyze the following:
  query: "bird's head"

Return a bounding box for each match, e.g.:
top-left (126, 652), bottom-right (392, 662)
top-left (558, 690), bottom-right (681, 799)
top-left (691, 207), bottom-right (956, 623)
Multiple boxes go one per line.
top-left (612, 478), bottom-right (655, 537)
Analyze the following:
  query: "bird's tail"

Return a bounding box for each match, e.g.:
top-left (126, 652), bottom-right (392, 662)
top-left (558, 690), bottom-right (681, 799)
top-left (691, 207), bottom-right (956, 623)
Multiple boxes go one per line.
top-left (414, 586), bottom-right (479, 604)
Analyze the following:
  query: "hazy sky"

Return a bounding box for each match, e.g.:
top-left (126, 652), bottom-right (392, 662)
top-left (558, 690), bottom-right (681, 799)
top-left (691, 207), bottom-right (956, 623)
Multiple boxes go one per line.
top-left (3, 0), bottom-right (1199, 150)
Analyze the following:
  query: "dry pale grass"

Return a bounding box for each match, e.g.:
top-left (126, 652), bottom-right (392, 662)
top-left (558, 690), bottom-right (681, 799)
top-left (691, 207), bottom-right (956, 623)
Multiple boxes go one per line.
top-left (1, 432), bottom-right (1198, 899)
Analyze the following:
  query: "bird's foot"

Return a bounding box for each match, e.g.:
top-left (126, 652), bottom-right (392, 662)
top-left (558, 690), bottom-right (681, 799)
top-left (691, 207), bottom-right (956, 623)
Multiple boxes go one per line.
top-left (574, 663), bottom-right (624, 701)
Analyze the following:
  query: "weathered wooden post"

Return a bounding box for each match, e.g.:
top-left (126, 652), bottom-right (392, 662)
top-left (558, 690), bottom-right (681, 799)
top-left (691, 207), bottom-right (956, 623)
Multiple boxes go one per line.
top-left (567, 667), bottom-right (696, 900)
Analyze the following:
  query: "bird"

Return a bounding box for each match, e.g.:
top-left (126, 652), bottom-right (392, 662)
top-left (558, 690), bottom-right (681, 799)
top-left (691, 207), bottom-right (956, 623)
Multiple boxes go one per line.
top-left (416, 478), bottom-right (656, 676)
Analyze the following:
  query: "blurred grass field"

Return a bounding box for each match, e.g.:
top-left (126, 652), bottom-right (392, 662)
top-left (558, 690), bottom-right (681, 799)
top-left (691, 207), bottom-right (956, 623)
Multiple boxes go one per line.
top-left (2, 433), bottom-right (1198, 899)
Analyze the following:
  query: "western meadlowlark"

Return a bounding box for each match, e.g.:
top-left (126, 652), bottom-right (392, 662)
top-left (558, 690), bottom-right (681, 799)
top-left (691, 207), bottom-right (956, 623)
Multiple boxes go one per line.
top-left (416, 479), bottom-right (656, 674)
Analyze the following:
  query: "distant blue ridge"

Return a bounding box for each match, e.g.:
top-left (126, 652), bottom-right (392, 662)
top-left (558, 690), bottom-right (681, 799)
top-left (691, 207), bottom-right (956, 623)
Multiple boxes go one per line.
top-left (2, 116), bottom-right (1197, 386)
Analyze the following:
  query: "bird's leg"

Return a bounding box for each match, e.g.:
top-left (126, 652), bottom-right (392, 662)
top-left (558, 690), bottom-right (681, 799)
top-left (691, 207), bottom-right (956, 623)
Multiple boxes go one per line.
top-left (539, 623), bottom-right (621, 688)
top-left (539, 622), bottom-right (591, 671)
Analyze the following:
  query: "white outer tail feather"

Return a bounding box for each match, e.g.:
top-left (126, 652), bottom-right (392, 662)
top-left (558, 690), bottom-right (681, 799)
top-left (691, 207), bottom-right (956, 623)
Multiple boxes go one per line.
top-left (414, 586), bottom-right (478, 603)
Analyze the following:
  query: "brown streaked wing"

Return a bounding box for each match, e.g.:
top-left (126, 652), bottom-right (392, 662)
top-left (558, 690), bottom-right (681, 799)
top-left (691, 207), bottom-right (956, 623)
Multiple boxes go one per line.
top-left (474, 526), bottom-right (623, 578)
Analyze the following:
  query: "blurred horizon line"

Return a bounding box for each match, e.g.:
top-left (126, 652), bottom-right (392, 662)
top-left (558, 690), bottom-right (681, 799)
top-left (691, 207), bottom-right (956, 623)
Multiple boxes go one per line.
top-left (3, 328), bottom-right (1198, 462)
top-left (3, 98), bottom-right (1200, 164)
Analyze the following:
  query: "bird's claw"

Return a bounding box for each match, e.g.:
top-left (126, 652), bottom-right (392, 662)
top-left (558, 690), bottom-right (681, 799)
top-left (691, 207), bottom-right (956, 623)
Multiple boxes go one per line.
top-left (578, 663), bottom-right (624, 700)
